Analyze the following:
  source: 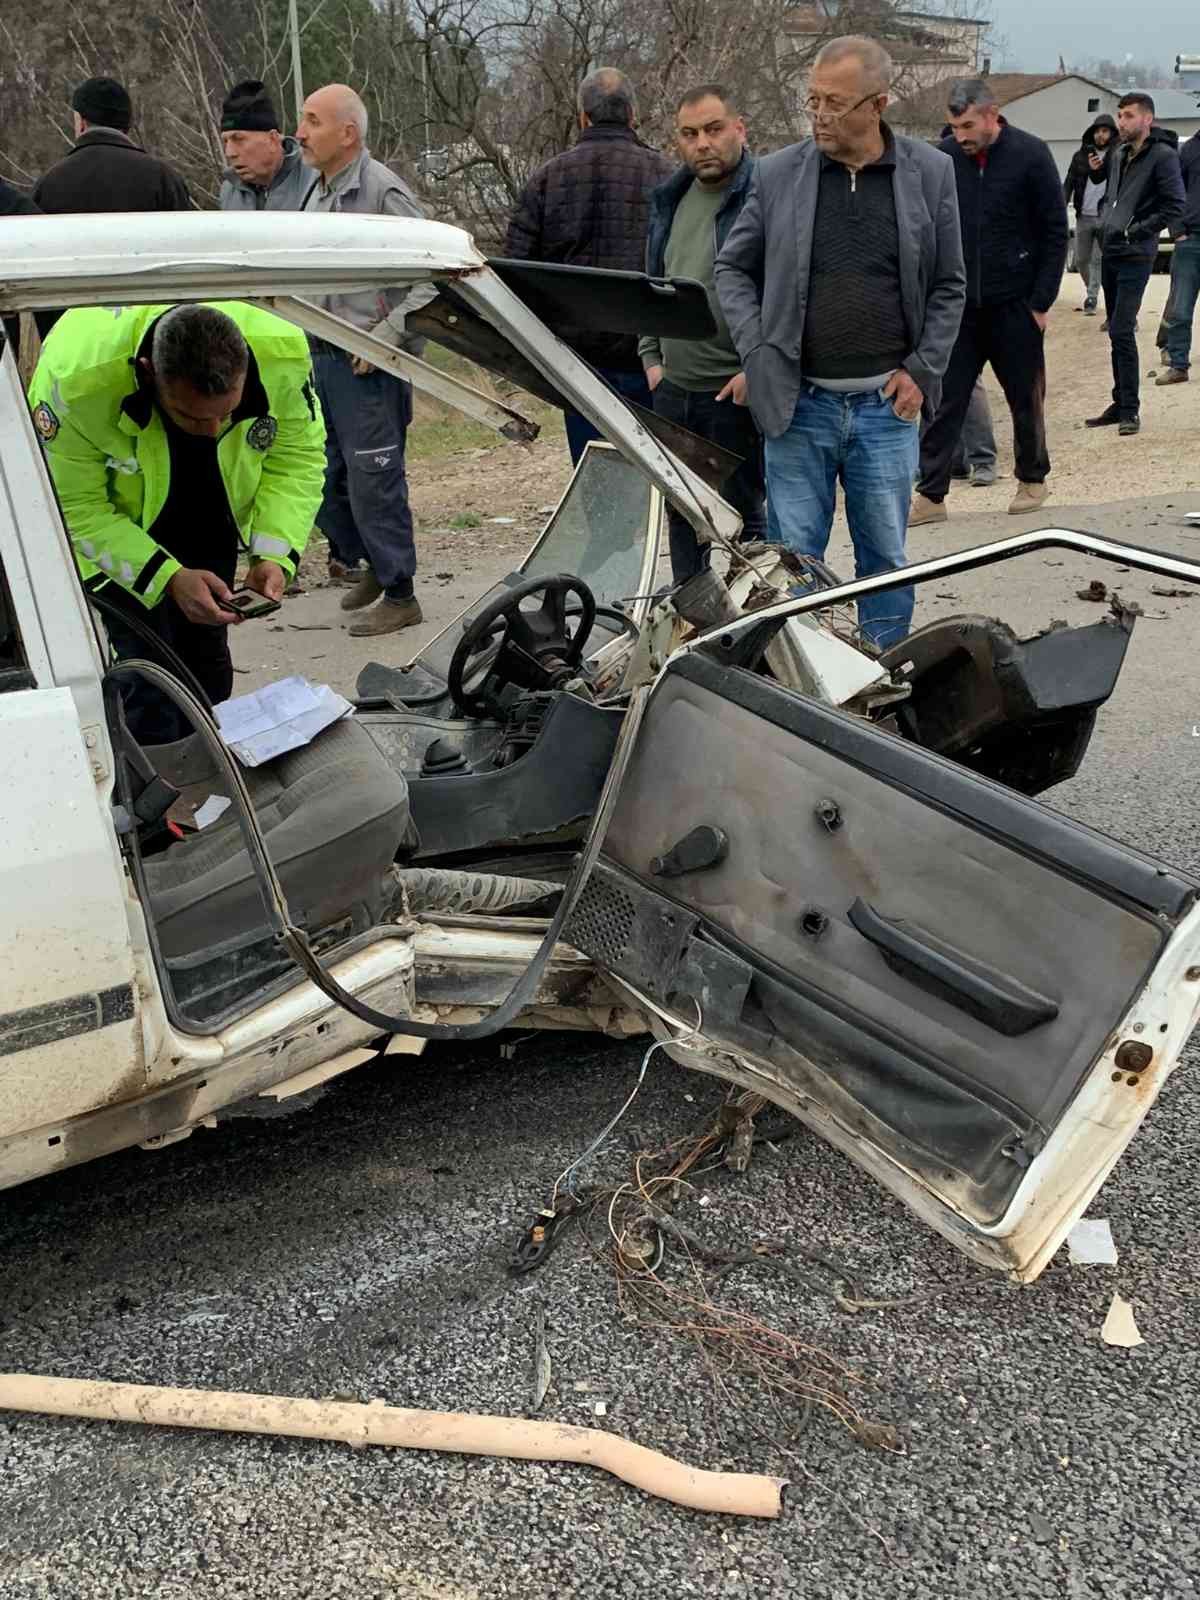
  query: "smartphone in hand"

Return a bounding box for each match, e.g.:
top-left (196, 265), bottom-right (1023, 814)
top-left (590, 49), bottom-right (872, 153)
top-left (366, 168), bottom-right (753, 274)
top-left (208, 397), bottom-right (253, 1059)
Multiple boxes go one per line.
top-left (218, 589), bottom-right (282, 620)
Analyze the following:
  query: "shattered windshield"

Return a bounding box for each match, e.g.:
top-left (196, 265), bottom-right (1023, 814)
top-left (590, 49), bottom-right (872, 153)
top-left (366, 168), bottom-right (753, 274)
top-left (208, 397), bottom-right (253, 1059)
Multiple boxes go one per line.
top-left (522, 444), bottom-right (654, 609)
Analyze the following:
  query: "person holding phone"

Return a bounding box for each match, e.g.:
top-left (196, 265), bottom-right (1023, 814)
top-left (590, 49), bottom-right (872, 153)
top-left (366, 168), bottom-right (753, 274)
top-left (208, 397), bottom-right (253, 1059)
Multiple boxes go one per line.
top-left (1064, 114), bottom-right (1117, 315)
top-left (30, 301), bottom-right (325, 742)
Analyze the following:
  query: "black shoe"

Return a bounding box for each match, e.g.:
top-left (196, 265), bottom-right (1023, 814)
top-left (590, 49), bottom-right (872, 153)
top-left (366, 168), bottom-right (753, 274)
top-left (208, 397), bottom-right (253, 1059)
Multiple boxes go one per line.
top-left (1100, 320), bottom-right (1110, 333)
top-left (1118, 414), bottom-right (1140, 436)
top-left (1085, 404), bottom-right (1121, 428)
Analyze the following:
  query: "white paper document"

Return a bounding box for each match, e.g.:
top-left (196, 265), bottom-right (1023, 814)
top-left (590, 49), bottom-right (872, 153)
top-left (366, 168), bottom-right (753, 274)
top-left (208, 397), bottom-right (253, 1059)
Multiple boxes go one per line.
top-left (214, 676), bottom-right (353, 768)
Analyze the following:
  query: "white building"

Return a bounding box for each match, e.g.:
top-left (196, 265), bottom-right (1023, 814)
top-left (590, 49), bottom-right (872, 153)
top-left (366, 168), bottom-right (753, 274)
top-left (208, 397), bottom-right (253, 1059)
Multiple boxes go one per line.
top-left (890, 73), bottom-right (1200, 177)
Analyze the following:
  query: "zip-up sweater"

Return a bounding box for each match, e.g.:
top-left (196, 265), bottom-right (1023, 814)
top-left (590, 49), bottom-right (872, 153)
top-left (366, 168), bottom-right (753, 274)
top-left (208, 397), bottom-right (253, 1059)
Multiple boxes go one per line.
top-left (936, 120), bottom-right (1067, 311)
top-left (1099, 126), bottom-right (1185, 258)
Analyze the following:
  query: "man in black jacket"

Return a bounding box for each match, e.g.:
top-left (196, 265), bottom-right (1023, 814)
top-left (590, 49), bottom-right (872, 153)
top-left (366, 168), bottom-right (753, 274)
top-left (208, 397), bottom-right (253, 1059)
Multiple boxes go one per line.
top-left (0, 179), bottom-right (39, 364)
top-left (504, 67), bottom-right (672, 464)
top-left (1086, 95), bottom-right (1184, 434)
top-left (35, 78), bottom-right (191, 214)
top-left (911, 78), bottom-right (1067, 524)
top-left (33, 78), bottom-right (191, 342)
top-left (1063, 113), bottom-right (1116, 314)
top-left (1156, 130), bottom-right (1200, 384)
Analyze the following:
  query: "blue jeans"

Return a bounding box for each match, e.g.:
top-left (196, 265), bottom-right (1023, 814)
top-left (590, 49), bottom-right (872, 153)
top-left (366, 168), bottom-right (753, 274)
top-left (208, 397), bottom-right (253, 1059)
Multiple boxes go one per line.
top-left (765, 385), bottom-right (917, 650)
top-left (565, 369), bottom-right (653, 466)
top-left (1165, 236), bottom-right (1200, 372)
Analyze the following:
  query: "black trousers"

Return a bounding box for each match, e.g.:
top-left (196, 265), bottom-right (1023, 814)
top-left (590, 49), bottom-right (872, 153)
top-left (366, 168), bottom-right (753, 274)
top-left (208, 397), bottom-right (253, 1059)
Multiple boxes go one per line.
top-left (918, 299), bottom-right (1049, 502)
top-left (1101, 252), bottom-right (1155, 417)
top-left (651, 377), bottom-right (767, 582)
top-left (99, 553), bottom-right (236, 747)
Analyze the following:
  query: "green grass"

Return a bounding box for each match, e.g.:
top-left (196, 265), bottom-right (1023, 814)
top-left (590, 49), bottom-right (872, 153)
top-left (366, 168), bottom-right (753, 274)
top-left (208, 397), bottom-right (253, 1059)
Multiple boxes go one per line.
top-left (407, 343), bottom-right (564, 461)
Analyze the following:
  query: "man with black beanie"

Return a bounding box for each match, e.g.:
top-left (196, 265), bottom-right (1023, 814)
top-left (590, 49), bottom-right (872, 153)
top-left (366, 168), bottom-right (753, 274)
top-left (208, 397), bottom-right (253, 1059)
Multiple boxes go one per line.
top-left (34, 77), bottom-right (191, 216)
top-left (219, 80), bottom-right (312, 211)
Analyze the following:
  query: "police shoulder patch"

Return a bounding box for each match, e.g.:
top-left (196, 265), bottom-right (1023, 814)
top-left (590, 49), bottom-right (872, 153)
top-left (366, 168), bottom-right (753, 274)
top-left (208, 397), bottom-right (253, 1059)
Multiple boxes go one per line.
top-left (247, 415), bottom-right (278, 452)
top-left (32, 403), bottom-right (60, 442)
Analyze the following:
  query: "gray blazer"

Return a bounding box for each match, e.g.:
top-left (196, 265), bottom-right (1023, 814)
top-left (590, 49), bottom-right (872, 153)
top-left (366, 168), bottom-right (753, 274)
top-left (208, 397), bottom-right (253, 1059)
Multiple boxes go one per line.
top-left (714, 131), bottom-right (966, 438)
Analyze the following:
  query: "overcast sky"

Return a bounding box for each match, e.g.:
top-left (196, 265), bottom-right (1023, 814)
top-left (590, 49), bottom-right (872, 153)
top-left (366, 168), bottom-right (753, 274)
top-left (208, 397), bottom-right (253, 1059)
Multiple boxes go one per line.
top-left (995, 0), bottom-right (1195, 75)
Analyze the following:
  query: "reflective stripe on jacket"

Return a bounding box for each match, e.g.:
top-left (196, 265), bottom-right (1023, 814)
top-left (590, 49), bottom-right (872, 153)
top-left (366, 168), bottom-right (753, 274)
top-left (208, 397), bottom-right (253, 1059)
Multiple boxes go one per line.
top-left (29, 301), bottom-right (325, 606)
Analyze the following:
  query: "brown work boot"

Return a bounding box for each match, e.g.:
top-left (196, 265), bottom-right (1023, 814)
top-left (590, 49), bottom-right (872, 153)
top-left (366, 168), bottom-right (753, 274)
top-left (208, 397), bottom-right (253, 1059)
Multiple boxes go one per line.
top-left (1009, 481), bottom-right (1049, 515)
top-left (1155, 367), bottom-right (1188, 386)
top-left (348, 596), bottom-right (424, 636)
top-left (908, 493), bottom-right (947, 527)
top-left (340, 571), bottom-right (383, 611)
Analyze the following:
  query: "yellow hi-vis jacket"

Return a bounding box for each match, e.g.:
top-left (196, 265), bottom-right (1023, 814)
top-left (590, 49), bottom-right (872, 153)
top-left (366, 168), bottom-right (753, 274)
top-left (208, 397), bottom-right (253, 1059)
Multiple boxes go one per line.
top-left (29, 301), bottom-right (325, 607)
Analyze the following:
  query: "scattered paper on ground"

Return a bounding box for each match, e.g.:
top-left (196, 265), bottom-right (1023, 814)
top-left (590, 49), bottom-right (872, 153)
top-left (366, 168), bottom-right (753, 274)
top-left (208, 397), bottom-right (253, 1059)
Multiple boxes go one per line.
top-left (1068, 1218), bottom-right (1118, 1266)
top-left (1101, 1293), bottom-right (1144, 1348)
top-left (214, 675), bottom-right (352, 767)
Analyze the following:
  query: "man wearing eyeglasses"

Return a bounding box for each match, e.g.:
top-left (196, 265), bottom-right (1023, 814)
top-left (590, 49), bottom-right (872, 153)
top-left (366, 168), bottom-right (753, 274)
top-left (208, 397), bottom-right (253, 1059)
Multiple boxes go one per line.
top-left (714, 36), bottom-right (965, 650)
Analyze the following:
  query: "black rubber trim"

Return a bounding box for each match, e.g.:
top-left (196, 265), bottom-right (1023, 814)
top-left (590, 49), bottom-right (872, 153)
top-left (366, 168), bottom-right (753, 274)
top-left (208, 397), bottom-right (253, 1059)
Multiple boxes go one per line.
top-left (847, 897), bottom-right (1060, 1038)
top-left (0, 983), bottom-right (135, 1059)
top-left (668, 653), bottom-right (1198, 921)
top-left (131, 548), bottom-right (169, 598)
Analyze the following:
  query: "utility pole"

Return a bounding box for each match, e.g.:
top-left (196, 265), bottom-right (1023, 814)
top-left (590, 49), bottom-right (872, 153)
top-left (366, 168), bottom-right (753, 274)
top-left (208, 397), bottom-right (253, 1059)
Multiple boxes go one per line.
top-left (289, 0), bottom-right (305, 126)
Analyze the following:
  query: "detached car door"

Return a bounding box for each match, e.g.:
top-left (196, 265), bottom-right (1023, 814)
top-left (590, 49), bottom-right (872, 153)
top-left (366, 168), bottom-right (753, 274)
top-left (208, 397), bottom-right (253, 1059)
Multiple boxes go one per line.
top-left (566, 651), bottom-right (1200, 1280)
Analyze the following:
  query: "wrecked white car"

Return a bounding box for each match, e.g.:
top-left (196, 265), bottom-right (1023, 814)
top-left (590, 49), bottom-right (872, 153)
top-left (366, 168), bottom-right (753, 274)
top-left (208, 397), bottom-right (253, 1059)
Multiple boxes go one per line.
top-left (2, 210), bottom-right (1199, 1287)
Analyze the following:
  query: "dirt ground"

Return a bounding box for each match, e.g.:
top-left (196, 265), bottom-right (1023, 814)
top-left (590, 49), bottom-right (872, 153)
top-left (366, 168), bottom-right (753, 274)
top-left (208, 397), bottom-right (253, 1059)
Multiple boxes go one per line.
top-left (234, 274), bottom-right (1199, 697)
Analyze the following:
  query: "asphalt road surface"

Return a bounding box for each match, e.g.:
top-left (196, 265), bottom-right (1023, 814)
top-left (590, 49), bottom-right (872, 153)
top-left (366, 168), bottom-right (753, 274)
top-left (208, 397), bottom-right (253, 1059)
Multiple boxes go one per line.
top-left (2, 499), bottom-right (1199, 1600)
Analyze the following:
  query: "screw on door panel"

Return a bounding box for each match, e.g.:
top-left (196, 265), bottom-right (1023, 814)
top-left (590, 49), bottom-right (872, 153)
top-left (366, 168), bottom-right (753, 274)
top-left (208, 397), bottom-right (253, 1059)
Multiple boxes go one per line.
top-left (815, 799), bottom-right (843, 833)
top-left (1115, 1040), bottom-right (1153, 1074)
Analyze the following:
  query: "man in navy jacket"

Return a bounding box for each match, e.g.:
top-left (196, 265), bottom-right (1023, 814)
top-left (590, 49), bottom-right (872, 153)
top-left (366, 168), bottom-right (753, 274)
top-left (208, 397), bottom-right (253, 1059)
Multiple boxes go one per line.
top-left (910, 77), bottom-right (1067, 523)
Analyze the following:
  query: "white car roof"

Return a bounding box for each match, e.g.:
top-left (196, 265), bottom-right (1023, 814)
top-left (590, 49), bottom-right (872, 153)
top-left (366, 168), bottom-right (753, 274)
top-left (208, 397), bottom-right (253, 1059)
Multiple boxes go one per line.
top-left (0, 211), bottom-right (485, 311)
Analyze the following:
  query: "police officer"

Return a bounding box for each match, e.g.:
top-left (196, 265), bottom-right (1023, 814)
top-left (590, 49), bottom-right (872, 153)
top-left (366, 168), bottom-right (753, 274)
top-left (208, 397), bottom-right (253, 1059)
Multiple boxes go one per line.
top-left (30, 302), bottom-right (325, 743)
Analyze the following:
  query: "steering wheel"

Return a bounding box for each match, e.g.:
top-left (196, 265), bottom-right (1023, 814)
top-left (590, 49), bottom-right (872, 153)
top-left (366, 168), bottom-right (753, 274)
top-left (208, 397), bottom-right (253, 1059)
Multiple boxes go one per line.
top-left (447, 573), bottom-right (597, 718)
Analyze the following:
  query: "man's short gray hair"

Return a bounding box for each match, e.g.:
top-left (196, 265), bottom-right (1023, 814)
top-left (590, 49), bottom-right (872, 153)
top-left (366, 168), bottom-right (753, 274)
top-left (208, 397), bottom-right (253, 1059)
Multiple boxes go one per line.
top-left (578, 67), bottom-right (636, 127)
top-left (151, 305), bottom-right (249, 395)
top-left (812, 35), bottom-right (894, 94)
top-left (946, 77), bottom-right (998, 117)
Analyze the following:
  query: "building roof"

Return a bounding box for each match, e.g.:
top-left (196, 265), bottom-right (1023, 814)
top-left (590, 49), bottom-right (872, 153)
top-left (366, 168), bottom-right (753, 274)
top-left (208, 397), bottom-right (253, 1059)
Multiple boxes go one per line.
top-left (889, 72), bottom-right (1200, 129)
top-left (1136, 88), bottom-right (1200, 120)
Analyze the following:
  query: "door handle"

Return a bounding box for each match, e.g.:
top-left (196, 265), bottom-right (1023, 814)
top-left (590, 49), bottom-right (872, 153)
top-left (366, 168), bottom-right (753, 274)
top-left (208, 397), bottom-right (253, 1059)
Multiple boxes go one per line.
top-left (847, 898), bottom-right (1059, 1037)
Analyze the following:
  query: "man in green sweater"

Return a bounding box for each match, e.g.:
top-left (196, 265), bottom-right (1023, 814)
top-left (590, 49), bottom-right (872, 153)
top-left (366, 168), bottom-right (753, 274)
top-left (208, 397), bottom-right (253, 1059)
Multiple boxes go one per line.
top-left (641, 85), bottom-right (763, 581)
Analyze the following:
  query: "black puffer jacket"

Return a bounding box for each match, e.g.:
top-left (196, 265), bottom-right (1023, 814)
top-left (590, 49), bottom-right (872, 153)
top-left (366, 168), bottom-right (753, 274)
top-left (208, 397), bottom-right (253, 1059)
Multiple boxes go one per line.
top-left (34, 129), bottom-right (190, 215)
top-left (1063, 114), bottom-right (1117, 211)
top-left (937, 120), bottom-right (1068, 312)
top-left (1099, 125), bottom-right (1185, 259)
top-left (504, 125), bottom-right (673, 370)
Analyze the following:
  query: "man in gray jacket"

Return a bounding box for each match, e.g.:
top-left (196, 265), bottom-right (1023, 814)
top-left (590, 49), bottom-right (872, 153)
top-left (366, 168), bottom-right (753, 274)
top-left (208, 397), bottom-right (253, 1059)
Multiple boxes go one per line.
top-left (219, 80), bottom-right (312, 212)
top-left (715, 36), bottom-right (965, 649)
top-left (298, 82), bottom-right (432, 635)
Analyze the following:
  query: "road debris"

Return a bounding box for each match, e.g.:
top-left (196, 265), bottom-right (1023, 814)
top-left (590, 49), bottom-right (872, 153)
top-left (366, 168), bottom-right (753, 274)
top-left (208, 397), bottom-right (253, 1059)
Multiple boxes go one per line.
top-left (1150, 586), bottom-right (1194, 599)
top-left (1100, 1294), bottom-right (1144, 1348)
top-left (1067, 1218), bottom-right (1118, 1266)
top-left (0, 1373), bottom-right (787, 1518)
top-left (1076, 580), bottom-right (1108, 602)
top-left (532, 1303), bottom-right (551, 1412)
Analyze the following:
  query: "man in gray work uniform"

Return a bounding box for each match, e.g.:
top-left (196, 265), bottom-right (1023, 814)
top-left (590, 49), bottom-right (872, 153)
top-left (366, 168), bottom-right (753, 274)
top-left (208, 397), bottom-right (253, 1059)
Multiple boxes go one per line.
top-left (298, 81), bottom-right (433, 635)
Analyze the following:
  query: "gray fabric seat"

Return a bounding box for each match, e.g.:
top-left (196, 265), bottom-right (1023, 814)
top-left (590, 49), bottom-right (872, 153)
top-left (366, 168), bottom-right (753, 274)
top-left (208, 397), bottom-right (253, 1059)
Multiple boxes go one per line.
top-left (143, 717), bottom-right (411, 961)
